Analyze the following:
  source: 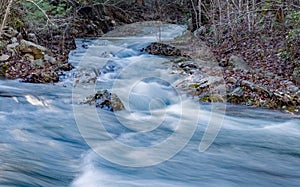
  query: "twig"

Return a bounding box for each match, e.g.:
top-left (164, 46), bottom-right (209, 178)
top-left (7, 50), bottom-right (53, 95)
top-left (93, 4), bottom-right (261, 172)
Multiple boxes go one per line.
top-left (25, 0), bottom-right (54, 26)
top-left (0, 0), bottom-right (13, 38)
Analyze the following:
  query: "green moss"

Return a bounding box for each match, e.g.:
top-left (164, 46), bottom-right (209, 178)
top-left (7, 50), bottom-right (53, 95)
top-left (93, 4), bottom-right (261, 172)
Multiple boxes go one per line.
top-left (171, 57), bottom-right (191, 63)
top-left (190, 83), bottom-right (200, 89)
top-left (18, 0), bottom-right (73, 30)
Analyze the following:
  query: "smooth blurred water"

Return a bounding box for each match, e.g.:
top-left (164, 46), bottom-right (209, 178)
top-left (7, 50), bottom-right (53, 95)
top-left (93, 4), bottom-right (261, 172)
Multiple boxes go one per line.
top-left (1, 23), bottom-right (300, 187)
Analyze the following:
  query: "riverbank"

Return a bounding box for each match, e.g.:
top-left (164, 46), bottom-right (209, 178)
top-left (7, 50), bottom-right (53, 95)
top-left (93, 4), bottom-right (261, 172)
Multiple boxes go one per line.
top-left (144, 30), bottom-right (300, 114)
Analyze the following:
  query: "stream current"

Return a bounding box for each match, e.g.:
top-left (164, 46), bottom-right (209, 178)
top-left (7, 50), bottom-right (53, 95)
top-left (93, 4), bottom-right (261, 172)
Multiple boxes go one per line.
top-left (0, 23), bottom-right (299, 187)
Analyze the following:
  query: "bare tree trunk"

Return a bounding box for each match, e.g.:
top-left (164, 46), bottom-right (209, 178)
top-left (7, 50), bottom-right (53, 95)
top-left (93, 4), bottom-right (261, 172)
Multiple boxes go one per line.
top-left (187, 0), bottom-right (211, 32)
top-left (187, 0), bottom-right (200, 32)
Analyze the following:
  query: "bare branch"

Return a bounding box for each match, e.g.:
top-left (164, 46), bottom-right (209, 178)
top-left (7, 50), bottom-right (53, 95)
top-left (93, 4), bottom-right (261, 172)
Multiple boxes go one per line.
top-left (0, 0), bottom-right (13, 38)
top-left (25, 0), bottom-right (54, 26)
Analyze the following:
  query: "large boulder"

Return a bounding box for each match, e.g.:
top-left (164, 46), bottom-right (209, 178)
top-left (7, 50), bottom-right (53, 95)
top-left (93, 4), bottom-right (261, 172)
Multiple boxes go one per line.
top-left (19, 39), bottom-right (49, 59)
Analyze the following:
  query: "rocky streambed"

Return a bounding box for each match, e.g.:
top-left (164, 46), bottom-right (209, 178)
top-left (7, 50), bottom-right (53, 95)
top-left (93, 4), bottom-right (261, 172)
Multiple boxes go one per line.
top-left (1, 22), bottom-right (299, 114)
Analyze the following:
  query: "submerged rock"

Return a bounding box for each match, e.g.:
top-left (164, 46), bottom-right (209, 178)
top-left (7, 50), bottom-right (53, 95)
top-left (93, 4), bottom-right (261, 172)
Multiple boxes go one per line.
top-left (82, 90), bottom-right (125, 111)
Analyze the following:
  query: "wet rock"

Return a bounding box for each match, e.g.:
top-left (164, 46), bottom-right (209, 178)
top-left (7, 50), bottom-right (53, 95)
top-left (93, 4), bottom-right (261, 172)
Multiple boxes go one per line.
top-left (288, 84), bottom-right (299, 93)
top-left (11, 37), bottom-right (18, 43)
top-left (200, 94), bottom-right (224, 102)
top-left (177, 61), bottom-right (199, 74)
top-left (240, 80), bottom-right (255, 90)
top-left (2, 27), bottom-right (18, 39)
top-left (24, 53), bottom-right (35, 60)
top-left (171, 57), bottom-right (191, 64)
top-left (198, 76), bottom-right (224, 88)
top-left (82, 90), bottom-right (125, 111)
top-left (57, 63), bottom-right (73, 71)
top-left (23, 71), bottom-right (59, 83)
top-left (20, 39), bottom-right (49, 59)
top-left (3, 27), bottom-right (18, 37)
top-left (28, 33), bottom-right (38, 43)
top-left (178, 61), bottom-right (198, 69)
top-left (231, 87), bottom-right (243, 97)
top-left (228, 55), bottom-right (250, 71)
top-left (218, 58), bottom-right (228, 67)
top-left (30, 59), bottom-right (45, 68)
top-left (0, 54), bottom-right (10, 62)
top-left (143, 42), bottom-right (187, 57)
top-left (227, 77), bottom-right (237, 84)
top-left (193, 26), bottom-right (206, 37)
top-left (7, 42), bottom-right (19, 55)
top-left (111, 94), bottom-right (125, 111)
top-left (44, 54), bottom-right (56, 64)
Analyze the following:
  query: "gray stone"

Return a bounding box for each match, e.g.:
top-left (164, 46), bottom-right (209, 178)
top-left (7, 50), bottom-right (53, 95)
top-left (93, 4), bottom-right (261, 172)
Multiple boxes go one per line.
top-left (0, 54), bottom-right (10, 62)
top-left (288, 85), bottom-right (299, 93)
top-left (193, 26), bottom-right (206, 37)
top-left (31, 59), bottom-right (45, 68)
top-left (4, 27), bottom-right (18, 37)
top-left (2, 33), bottom-right (12, 39)
top-left (227, 77), bottom-right (237, 84)
top-left (28, 33), bottom-right (38, 43)
top-left (231, 87), bottom-right (243, 96)
top-left (44, 54), bottom-right (56, 64)
top-left (24, 53), bottom-right (35, 60)
top-left (229, 55), bottom-right (250, 71)
top-left (6, 42), bottom-right (19, 51)
top-left (11, 37), bottom-right (18, 43)
top-left (240, 80), bottom-right (255, 90)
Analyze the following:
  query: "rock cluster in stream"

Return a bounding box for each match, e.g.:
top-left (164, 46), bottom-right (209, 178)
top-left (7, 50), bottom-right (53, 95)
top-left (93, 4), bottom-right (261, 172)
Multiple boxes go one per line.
top-left (81, 90), bottom-right (125, 112)
top-left (142, 42), bottom-right (189, 57)
top-left (0, 27), bottom-right (73, 83)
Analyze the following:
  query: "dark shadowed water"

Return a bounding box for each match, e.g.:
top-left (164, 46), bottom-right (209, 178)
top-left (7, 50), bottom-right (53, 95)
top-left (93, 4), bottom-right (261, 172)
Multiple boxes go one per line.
top-left (0, 23), bottom-right (300, 187)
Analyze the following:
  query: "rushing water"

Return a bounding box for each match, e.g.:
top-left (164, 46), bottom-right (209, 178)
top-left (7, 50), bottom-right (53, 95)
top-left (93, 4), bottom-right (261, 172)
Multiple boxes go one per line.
top-left (1, 23), bottom-right (300, 187)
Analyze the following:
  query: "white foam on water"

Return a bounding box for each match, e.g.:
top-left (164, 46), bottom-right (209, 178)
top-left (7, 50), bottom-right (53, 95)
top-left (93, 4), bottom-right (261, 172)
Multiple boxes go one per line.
top-left (71, 151), bottom-right (189, 187)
